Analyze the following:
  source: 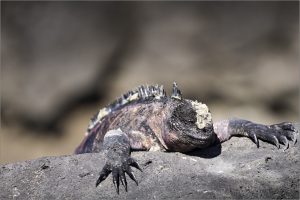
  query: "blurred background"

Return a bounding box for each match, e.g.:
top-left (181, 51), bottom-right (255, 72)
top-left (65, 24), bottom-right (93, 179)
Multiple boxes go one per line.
top-left (1, 1), bottom-right (299, 164)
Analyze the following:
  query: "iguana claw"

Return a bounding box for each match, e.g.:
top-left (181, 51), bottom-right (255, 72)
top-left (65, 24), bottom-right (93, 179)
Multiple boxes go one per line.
top-left (96, 156), bottom-right (141, 194)
top-left (247, 122), bottom-right (298, 150)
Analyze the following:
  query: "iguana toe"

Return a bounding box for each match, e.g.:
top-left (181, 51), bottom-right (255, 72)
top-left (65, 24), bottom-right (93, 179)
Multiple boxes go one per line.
top-left (112, 167), bottom-right (120, 194)
top-left (128, 157), bottom-right (142, 171)
top-left (125, 167), bottom-right (138, 186)
top-left (96, 156), bottom-right (141, 194)
top-left (96, 163), bottom-right (111, 187)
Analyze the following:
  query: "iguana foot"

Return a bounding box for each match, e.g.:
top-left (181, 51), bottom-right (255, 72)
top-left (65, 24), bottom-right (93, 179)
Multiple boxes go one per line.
top-left (268, 122), bottom-right (298, 147)
top-left (228, 120), bottom-right (298, 150)
top-left (96, 156), bottom-right (142, 194)
top-left (94, 129), bottom-right (143, 194)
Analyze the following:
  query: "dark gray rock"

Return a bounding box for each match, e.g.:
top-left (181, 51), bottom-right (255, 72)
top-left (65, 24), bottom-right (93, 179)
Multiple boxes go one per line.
top-left (1, 135), bottom-right (299, 200)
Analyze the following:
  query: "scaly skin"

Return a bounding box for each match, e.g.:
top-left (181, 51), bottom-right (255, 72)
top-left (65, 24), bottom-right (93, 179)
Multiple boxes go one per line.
top-left (75, 83), bottom-right (298, 194)
top-left (75, 97), bottom-right (216, 154)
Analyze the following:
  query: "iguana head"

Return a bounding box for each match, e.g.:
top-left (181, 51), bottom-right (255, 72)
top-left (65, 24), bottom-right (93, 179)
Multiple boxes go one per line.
top-left (163, 83), bottom-right (215, 151)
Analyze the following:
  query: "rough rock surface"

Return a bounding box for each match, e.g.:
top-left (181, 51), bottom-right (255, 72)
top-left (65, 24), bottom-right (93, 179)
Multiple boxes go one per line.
top-left (1, 134), bottom-right (299, 199)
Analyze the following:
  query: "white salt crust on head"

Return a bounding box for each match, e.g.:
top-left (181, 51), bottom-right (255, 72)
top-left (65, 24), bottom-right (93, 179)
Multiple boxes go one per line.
top-left (189, 100), bottom-right (213, 129)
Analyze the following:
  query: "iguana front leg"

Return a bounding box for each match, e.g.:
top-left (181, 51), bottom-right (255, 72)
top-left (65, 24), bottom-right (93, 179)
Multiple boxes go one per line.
top-left (96, 129), bottom-right (142, 194)
top-left (214, 119), bottom-right (298, 150)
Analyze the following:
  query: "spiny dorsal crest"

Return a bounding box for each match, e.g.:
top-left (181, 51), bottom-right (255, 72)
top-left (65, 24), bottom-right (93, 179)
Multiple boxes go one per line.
top-left (171, 82), bottom-right (182, 100)
top-left (88, 84), bottom-right (168, 128)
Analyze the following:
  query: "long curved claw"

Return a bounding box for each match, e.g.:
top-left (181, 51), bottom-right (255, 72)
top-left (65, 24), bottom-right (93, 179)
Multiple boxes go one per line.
top-left (125, 167), bottom-right (138, 186)
top-left (96, 164), bottom-right (111, 187)
top-left (119, 170), bottom-right (128, 192)
top-left (112, 168), bottom-right (120, 194)
top-left (129, 157), bottom-right (142, 171)
top-left (279, 136), bottom-right (289, 151)
top-left (282, 131), bottom-right (297, 144)
top-left (289, 129), bottom-right (298, 145)
top-left (293, 137), bottom-right (297, 145)
top-left (249, 132), bottom-right (259, 148)
top-left (272, 136), bottom-right (280, 149)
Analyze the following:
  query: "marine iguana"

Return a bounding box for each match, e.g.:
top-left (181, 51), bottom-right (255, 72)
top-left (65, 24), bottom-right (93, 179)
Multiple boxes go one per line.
top-left (75, 82), bottom-right (298, 194)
